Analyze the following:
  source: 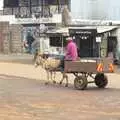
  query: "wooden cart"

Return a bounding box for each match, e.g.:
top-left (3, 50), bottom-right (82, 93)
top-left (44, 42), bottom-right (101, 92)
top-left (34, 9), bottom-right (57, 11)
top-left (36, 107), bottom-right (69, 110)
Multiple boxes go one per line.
top-left (64, 58), bottom-right (114, 90)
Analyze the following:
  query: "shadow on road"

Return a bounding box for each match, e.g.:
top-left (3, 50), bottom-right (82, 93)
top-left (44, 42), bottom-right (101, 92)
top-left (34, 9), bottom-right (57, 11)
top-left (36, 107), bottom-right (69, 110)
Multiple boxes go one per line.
top-left (0, 73), bottom-right (41, 82)
top-left (0, 74), bottom-right (120, 92)
top-left (0, 54), bottom-right (34, 65)
top-left (86, 86), bottom-right (120, 91)
top-left (0, 59), bottom-right (34, 65)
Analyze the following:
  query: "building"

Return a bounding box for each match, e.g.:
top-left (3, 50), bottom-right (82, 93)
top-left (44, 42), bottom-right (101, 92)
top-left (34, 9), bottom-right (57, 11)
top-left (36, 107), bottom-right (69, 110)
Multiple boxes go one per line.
top-left (0, 0), bottom-right (71, 54)
top-left (3, 0), bottom-right (71, 18)
top-left (71, 0), bottom-right (120, 20)
top-left (1, 0), bottom-right (120, 60)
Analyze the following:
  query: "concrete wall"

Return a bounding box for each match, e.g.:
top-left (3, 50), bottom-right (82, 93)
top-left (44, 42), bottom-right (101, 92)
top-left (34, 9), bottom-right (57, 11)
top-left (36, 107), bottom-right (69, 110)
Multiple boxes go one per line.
top-left (113, 28), bottom-right (120, 58)
top-left (100, 33), bottom-right (108, 57)
top-left (0, 15), bottom-right (16, 24)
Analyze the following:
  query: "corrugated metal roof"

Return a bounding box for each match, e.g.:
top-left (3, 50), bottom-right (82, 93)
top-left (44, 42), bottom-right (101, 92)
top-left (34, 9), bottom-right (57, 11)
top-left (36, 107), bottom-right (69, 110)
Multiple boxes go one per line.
top-left (97, 26), bottom-right (118, 33)
top-left (46, 26), bottom-right (118, 34)
top-left (46, 27), bottom-right (69, 34)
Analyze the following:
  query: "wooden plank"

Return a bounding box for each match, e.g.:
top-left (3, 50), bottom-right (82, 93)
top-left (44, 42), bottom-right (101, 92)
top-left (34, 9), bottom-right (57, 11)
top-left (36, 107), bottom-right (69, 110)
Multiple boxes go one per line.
top-left (64, 61), bottom-right (97, 73)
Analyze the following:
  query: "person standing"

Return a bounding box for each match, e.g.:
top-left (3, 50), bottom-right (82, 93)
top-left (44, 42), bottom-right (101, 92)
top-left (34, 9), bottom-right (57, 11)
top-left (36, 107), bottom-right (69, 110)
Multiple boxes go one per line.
top-left (26, 32), bottom-right (35, 54)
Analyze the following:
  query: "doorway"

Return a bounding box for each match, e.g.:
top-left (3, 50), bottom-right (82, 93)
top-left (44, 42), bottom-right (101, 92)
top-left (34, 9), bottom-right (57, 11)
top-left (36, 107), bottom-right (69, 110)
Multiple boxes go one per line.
top-left (69, 28), bottom-right (97, 58)
top-left (107, 36), bottom-right (117, 58)
top-left (74, 35), bottom-right (94, 57)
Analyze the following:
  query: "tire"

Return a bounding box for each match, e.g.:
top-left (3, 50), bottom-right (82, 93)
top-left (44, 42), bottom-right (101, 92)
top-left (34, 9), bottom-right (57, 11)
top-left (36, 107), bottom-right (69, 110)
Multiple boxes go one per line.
top-left (95, 73), bottom-right (108, 88)
top-left (74, 76), bottom-right (88, 90)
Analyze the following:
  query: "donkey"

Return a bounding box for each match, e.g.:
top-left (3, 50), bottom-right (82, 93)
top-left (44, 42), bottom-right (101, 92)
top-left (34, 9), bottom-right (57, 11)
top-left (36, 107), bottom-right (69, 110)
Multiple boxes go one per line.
top-left (34, 53), bottom-right (69, 87)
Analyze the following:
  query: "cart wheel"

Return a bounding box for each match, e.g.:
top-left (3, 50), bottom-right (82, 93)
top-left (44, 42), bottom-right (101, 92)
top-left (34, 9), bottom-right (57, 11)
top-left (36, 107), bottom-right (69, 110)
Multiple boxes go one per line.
top-left (95, 73), bottom-right (108, 88)
top-left (74, 76), bottom-right (88, 90)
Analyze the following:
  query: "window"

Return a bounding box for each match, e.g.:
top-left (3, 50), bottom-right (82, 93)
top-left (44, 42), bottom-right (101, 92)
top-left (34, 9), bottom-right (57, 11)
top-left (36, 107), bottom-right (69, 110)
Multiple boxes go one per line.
top-left (48, 0), bottom-right (69, 5)
top-left (31, 0), bottom-right (38, 6)
top-left (50, 37), bottom-right (61, 47)
top-left (19, 0), bottom-right (30, 7)
top-left (50, 36), bottom-right (67, 47)
top-left (107, 36), bottom-right (117, 52)
top-left (4, 0), bottom-right (19, 7)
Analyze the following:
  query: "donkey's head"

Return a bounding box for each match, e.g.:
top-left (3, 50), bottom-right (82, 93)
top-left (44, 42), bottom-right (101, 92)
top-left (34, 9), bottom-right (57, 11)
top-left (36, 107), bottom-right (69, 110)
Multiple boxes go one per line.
top-left (34, 53), bottom-right (43, 67)
top-left (34, 53), bottom-right (48, 67)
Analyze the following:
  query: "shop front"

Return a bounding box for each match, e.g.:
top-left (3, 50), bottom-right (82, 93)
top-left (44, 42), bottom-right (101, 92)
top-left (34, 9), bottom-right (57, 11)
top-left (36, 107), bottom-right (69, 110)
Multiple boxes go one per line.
top-left (69, 28), bottom-right (97, 57)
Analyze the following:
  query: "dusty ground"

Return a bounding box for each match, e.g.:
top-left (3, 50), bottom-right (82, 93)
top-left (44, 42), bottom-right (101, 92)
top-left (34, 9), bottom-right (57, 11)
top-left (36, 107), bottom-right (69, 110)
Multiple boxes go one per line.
top-left (0, 55), bottom-right (120, 120)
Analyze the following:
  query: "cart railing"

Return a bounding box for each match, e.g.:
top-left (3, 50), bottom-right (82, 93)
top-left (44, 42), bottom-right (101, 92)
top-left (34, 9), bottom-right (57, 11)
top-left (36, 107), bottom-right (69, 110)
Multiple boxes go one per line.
top-left (64, 57), bottom-right (114, 73)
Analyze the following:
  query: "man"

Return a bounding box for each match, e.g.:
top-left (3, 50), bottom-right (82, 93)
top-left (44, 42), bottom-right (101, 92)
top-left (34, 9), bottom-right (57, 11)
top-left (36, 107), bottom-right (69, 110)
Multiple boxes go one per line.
top-left (65, 37), bottom-right (78, 61)
top-left (60, 37), bottom-right (78, 71)
top-left (31, 38), bottom-right (40, 54)
top-left (26, 32), bottom-right (35, 54)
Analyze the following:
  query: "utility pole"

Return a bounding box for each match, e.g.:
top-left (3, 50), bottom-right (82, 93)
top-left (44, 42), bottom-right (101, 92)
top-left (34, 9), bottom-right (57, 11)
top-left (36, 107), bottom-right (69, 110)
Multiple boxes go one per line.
top-left (41, 0), bottom-right (44, 17)
top-left (29, 0), bottom-right (32, 17)
top-left (57, 0), bottom-right (60, 13)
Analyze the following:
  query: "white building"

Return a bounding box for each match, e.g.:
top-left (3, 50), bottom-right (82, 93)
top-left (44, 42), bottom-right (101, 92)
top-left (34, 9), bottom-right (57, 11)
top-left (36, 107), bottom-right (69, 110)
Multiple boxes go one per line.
top-left (71, 0), bottom-right (120, 20)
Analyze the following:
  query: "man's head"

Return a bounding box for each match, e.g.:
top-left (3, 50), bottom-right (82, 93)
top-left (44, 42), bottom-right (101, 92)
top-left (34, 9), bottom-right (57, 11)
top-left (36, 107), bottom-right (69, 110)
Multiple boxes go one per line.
top-left (66, 37), bottom-right (73, 42)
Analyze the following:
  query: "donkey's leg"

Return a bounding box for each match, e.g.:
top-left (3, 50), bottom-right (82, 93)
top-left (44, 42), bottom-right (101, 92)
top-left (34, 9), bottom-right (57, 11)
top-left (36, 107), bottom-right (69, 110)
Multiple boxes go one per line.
top-left (45, 70), bottom-right (49, 85)
top-left (59, 72), bottom-right (66, 84)
top-left (52, 71), bottom-right (56, 84)
top-left (50, 71), bottom-right (52, 81)
top-left (65, 73), bottom-right (68, 87)
top-left (59, 72), bottom-right (68, 87)
top-left (50, 71), bottom-right (56, 84)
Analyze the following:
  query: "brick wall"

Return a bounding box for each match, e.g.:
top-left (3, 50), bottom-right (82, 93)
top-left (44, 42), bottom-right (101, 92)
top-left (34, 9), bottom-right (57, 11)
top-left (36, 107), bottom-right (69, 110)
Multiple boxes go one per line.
top-left (9, 24), bottom-right (23, 53)
top-left (0, 22), bottom-right (10, 53)
top-left (0, 22), bottom-right (23, 54)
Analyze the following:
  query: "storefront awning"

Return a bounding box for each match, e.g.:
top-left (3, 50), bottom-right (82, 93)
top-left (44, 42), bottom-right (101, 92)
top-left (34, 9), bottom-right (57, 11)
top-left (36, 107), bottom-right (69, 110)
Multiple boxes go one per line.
top-left (97, 26), bottom-right (118, 33)
top-left (46, 26), bottom-right (118, 35)
top-left (46, 27), bottom-right (69, 36)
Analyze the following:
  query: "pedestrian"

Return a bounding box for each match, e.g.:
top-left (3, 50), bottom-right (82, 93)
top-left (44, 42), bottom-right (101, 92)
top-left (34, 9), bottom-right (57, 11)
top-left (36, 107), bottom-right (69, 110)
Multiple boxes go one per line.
top-left (26, 32), bottom-right (35, 54)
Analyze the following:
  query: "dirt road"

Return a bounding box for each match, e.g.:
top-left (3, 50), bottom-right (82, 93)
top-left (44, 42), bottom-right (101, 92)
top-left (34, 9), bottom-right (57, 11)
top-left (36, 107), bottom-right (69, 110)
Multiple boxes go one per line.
top-left (0, 61), bottom-right (120, 120)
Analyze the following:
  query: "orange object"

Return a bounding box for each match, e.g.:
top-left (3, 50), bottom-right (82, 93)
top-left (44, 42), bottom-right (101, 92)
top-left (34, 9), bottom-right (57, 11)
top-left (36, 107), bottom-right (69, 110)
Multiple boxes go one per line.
top-left (97, 63), bottom-right (103, 72)
top-left (109, 63), bottom-right (114, 72)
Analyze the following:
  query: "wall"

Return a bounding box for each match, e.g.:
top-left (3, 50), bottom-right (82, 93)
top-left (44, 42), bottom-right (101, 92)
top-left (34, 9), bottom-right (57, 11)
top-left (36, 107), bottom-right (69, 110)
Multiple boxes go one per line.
top-left (0, 22), bottom-right (23, 53)
top-left (0, 22), bottom-right (10, 53)
top-left (39, 36), bottom-right (50, 53)
top-left (9, 24), bottom-right (23, 53)
top-left (100, 33), bottom-right (108, 57)
top-left (0, 15), bottom-right (16, 24)
top-left (112, 28), bottom-right (120, 59)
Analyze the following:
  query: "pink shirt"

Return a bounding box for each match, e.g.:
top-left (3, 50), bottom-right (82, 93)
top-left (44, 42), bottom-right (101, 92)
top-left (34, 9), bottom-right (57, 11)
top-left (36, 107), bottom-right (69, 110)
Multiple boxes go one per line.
top-left (65, 41), bottom-right (78, 61)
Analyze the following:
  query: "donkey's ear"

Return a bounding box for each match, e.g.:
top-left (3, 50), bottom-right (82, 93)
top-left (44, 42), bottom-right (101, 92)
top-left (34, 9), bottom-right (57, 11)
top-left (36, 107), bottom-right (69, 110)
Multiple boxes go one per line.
top-left (38, 53), bottom-right (42, 56)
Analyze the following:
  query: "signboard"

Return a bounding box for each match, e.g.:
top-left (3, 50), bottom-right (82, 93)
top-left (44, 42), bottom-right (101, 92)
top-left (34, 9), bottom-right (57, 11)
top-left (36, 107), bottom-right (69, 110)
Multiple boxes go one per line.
top-left (17, 18), bottom-right (51, 24)
top-left (96, 37), bottom-right (101, 43)
top-left (69, 28), bottom-right (97, 36)
top-left (16, 14), bottom-right (62, 24)
top-left (39, 24), bottom-right (48, 33)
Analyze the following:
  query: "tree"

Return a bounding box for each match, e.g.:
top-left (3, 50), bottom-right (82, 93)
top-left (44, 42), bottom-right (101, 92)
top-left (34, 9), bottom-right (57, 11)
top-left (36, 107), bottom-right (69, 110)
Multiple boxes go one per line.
top-left (62, 6), bottom-right (71, 26)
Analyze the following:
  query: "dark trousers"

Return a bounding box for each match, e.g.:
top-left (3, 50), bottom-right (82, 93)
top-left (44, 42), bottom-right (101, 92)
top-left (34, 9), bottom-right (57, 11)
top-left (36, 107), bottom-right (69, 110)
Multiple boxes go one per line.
top-left (28, 44), bottom-right (32, 53)
top-left (60, 56), bottom-right (72, 71)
